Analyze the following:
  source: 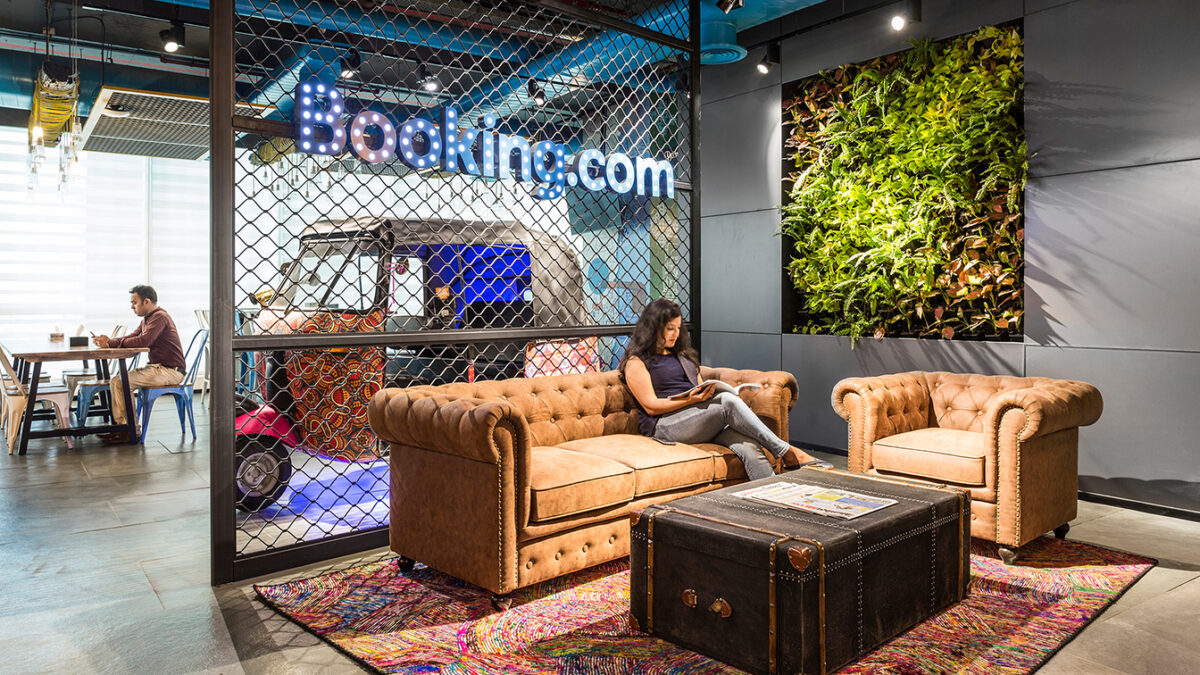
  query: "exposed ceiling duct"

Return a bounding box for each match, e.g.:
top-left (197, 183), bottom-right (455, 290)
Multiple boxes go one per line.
top-left (29, 59), bottom-right (79, 148)
top-left (465, 0), bottom-right (687, 120)
top-left (698, 18), bottom-right (745, 64)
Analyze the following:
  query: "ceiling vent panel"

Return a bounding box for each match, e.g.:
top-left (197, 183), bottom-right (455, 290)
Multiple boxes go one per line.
top-left (79, 88), bottom-right (268, 160)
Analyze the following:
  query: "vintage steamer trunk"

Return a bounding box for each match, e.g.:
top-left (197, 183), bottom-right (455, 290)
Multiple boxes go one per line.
top-left (630, 468), bottom-right (970, 675)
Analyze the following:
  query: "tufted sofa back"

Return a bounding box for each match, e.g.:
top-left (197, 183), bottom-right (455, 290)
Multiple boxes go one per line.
top-left (409, 370), bottom-right (640, 447)
top-left (923, 372), bottom-right (1067, 432)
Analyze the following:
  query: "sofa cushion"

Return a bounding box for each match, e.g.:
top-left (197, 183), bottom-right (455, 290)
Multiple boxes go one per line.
top-left (528, 446), bottom-right (635, 522)
top-left (693, 442), bottom-right (748, 481)
top-left (558, 434), bottom-right (715, 497)
top-left (872, 428), bottom-right (987, 486)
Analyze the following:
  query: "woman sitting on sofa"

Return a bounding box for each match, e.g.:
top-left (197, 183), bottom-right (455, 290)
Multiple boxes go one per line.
top-left (619, 297), bottom-right (831, 480)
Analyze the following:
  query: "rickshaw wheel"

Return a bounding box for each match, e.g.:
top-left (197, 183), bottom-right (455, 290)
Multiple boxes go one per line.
top-left (235, 435), bottom-right (293, 511)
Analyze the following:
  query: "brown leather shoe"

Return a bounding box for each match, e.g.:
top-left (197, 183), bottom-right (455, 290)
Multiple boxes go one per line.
top-left (784, 458), bottom-right (834, 470)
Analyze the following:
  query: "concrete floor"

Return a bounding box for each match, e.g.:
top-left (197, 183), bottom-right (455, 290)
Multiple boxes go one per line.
top-left (2, 406), bottom-right (1198, 674)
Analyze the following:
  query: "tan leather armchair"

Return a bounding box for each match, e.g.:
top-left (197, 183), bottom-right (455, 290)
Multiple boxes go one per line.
top-left (832, 372), bottom-right (1102, 563)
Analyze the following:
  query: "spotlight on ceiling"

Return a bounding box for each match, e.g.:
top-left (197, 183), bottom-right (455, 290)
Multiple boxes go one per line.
top-left (159, 21), bottom-right (185, 53)
top-left (891, 0), bottom-right (921, 31)
top-left (340, 48), bottom-right (362, 79)
top-left (416, 63), bottom-right (440, 92)
top-left (103, 103), bottom-right (133, 118)
top-left (756, 42), bottom-right (780, 75)
top-left (528, 79), bottom-right (546, 106)
top-left (716, 0), bottom-right (744, 14)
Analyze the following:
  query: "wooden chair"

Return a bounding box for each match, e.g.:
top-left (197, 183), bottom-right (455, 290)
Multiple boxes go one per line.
top-left (63, 325), bottom-right (125, 397)
top-left (1, 344), bottom-right (73, 453)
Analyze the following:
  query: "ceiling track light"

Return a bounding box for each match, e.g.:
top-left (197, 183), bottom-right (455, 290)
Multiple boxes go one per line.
top-left (340, 48), bottom-right (362, 79)
top-left (528, 79), bottom-right (546, 106)
top-left (160, 20), bottom-right (185, 53)
top-left (716, 0), bottom-right (744, 14)
top-left (891, 0), bottom-right (921, 31)
top-left (416, 63), bottom-right (440, 92)
top-left (756, 42), bottom-right (780, 75)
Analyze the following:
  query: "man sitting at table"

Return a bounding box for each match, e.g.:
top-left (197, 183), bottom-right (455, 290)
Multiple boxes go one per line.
top-left (92, 285), bottom-right (185, 443)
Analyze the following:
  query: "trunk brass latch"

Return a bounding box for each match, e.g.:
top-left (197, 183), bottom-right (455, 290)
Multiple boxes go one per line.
top-left (708, 597), bottom-right (732, 618)
top-left (681, 589), bottom-right (697, 608)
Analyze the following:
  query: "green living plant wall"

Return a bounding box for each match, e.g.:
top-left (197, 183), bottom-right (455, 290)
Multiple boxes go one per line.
top-left (781, 25), bottom-right (1025, 340)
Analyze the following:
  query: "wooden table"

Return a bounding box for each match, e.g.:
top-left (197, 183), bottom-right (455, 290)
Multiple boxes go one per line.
top-left (8, 342), bottom-right (148, 455)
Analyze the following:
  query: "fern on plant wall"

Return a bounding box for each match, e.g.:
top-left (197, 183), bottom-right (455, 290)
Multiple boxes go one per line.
top-left (781, 25), bottom-right (1026, 340)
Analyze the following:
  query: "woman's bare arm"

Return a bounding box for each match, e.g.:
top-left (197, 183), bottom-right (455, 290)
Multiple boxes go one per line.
top-left (625, 356), bottom-right (714, 416)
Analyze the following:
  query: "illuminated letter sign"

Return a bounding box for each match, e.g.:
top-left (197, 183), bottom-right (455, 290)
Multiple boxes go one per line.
top-left (295, 81), bottom-right (345, 156)
top-left (293, 81), bottom-right (675, 201)
top-left (348, 111), bottom-right (396, 164)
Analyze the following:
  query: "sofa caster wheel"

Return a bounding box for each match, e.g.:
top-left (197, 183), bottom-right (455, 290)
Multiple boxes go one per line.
top-left (396, 557), bottom-right (416, 573)
top-left (491, 594), bottom-right (512, 611)
top-left (999, 547), bottom-right (1018, 565)
top-left (1054, 523), bottom-right (1070, 539)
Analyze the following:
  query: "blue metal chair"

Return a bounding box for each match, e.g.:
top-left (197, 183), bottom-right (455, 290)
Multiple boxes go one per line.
top-left (75, 353), bottom-right (141, 425)
top-left (136, 329), bottom-right (209, 443)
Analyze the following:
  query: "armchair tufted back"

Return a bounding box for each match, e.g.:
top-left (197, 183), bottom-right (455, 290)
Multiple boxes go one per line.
top-left (411, 370), bottom-right (640, 447)
top-left (923, 372), bottom-right (1067, 432)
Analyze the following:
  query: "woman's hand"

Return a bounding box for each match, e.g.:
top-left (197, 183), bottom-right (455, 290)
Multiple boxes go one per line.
top-left (683, 382), bottom-right (716, 404)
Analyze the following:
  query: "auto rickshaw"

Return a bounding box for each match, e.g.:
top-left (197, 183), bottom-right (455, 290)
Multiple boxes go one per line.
top-left (234, 215), bottom-right (588, 510)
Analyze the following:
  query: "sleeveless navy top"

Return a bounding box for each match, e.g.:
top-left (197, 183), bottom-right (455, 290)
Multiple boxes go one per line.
top-left (636, 354), bottom-right (697, 436)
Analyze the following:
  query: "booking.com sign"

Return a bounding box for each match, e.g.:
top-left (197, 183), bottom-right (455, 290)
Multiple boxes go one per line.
top-left (293, 80), bottom-right (675, 201)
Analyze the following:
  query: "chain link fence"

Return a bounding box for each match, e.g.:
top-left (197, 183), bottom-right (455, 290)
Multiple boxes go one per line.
top-left (218, 0), bottom-right (695, 576)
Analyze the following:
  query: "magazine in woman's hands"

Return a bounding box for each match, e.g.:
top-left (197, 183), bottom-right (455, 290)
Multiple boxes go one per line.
top-left (668, 379), bottom-right (762, 400)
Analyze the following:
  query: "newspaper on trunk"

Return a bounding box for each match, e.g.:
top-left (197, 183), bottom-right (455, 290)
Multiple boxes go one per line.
top-left (731, 481), bottom-right (896, 520)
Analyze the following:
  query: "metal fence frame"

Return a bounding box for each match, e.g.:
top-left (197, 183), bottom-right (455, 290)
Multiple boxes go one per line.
top-left (210, 0), bottom-right (702, 584)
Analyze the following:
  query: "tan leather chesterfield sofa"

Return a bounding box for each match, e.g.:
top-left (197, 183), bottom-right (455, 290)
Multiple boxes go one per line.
top-left (367, 367), bottom-right (797, 600)
top-left (832, 371), bottom-right (1102, 563)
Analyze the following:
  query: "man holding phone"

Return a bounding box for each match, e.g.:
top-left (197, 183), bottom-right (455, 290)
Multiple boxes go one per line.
top-left (91, 285), bottom-right (185, 443)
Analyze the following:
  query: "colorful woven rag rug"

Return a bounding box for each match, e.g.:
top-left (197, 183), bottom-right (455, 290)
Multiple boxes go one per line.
top-left (254, 537), bottom-right (1153, 674)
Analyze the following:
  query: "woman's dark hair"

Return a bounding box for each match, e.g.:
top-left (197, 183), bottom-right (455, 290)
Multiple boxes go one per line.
top-left (618, 297), bottom-right (698, 376)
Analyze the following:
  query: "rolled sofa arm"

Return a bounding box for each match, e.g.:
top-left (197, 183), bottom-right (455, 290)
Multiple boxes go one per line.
top-left (700, 367), bottom-right (798, 439)
top-left (831, 372), bottom-right (932, 436)
top-left (369, 388), bottom-right (531, 465)
top-left (368, 387), bottom-right (532, 594)
top-left (984, 380), bottom-right (1103, 442)
top-left (831, 373), bottom-right (933, 472)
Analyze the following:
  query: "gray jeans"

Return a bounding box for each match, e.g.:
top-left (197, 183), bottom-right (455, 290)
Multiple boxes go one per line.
top-left (653, 392), bottom-right (788, 481)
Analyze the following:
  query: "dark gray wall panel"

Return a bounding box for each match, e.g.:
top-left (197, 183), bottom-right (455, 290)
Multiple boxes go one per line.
top-left (1026, 345), bottom-right (1200, 514)
top-left (699, 330), bottom-right (782, 373)
top-left (1026, 0), bottom-right (1200, 176)
top-left (780, 0), bottom-right (1022, 83)
top-left (1025, 161), bottom-right (1200, 352)
top-left (700, 43), bottom-right (781, 106)
top-left (1025, 0), bottom-right (1077, 12)
top-left (699, 85), bottom-right (780, 217)
top-left (700, 210), bottom-right (782, 334)
top-left (783, 334), bottom-right (1026, 450)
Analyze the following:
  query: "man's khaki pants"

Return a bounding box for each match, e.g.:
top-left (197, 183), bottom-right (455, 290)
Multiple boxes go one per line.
top-left (109, 364), bottom-right (185, 429)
